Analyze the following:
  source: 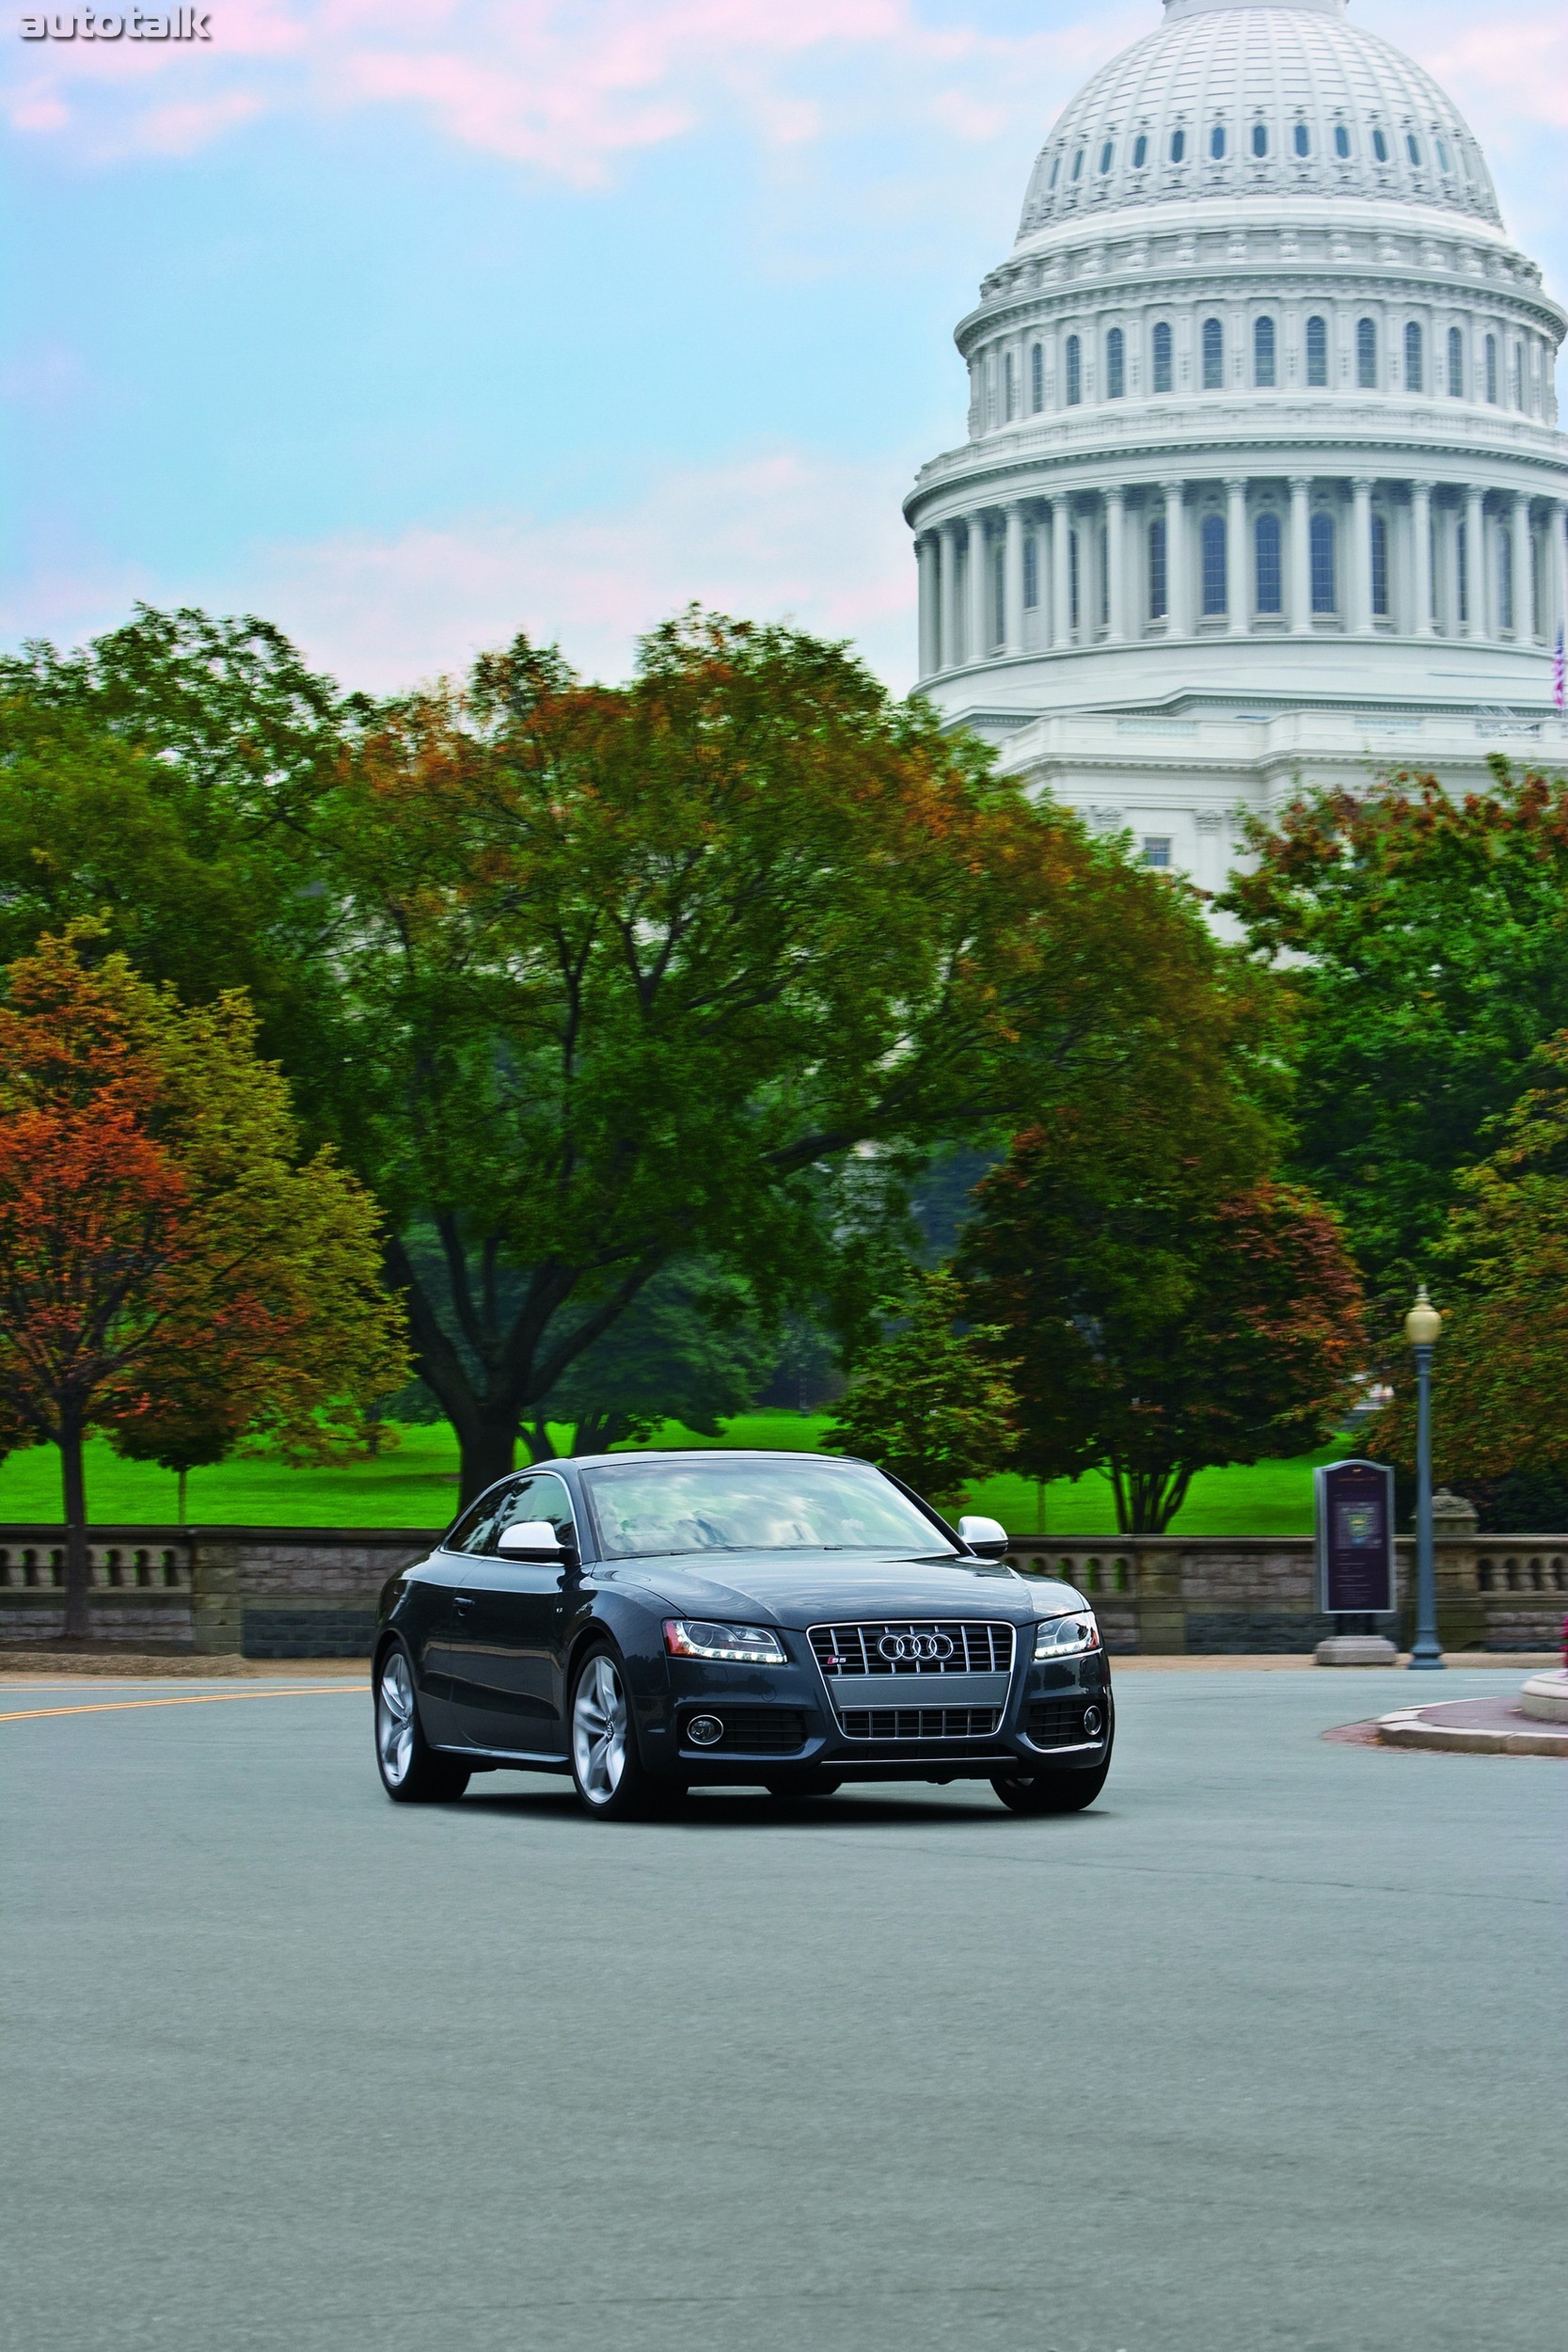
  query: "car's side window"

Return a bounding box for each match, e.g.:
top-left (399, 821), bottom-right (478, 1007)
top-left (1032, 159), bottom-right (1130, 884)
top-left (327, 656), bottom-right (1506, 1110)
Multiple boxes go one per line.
top-left (493, 1472), bottom-right (578, 1554)
top-left (449, 1482), bottom-right (523, 1556)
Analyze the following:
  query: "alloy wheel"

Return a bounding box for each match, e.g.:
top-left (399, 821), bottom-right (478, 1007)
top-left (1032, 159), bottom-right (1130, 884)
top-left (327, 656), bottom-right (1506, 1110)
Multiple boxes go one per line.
top-left (377, 1650), bottom-right (416, 1788)
top-left (573, 1654), bottom-right (628, 1805)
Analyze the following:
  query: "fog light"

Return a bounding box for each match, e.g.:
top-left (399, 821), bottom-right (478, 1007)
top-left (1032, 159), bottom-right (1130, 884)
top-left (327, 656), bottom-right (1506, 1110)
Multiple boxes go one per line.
top-left (687, 1714), bottom-right (724, 1746)
top-left (1084, 1705), bottom-right (1104, 1738)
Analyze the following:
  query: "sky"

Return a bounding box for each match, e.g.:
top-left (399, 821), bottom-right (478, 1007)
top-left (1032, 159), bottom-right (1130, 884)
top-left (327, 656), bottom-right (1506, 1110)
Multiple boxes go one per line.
top-left (4, 0), bottom-right (1567, 699)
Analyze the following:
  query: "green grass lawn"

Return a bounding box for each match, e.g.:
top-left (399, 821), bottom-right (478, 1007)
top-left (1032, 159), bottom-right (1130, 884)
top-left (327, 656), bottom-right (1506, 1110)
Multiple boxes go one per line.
top-left (0, 1413), bottom-right (1352, 1536)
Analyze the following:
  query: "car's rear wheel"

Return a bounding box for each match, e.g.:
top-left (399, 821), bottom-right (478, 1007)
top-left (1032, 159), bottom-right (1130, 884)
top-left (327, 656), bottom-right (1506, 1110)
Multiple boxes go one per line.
top-left (569, 1645), bottom-right (654, 1820)
top-left (991, 1758), bottom-right (1110, 1814)
top-left (375, 1643), bottom-right (470, 1804)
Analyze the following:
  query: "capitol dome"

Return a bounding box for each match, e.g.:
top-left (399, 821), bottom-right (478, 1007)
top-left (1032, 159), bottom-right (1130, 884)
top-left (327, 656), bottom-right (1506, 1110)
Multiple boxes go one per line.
top-left (904, 0), bottom-right (1568, 889)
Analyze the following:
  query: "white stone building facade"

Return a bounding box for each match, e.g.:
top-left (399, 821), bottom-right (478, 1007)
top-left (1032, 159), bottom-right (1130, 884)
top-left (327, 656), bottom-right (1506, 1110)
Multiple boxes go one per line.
top-left (904, 0), bottom-right (1568, 879)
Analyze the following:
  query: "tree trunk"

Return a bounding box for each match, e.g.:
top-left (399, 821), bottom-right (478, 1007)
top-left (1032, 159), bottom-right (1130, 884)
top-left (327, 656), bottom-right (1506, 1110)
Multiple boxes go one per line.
top-left (178, 1467), bottom-right (188, 1525)
top-left (60, 1407), bottom-right (91, 1643)
top-left (456, 1419), bottom-right (518, 1508)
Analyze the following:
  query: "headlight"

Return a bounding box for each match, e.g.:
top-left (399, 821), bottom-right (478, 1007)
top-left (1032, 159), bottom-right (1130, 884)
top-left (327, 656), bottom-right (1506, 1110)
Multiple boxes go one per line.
top-left (663, 1618), bottom-right (786, 1663)
top-left (1035, 1613), bottom-right (1101, 1659)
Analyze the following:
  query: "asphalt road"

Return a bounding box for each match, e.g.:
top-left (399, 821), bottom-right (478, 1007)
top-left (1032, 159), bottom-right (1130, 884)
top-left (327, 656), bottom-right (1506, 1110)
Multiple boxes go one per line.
top-left (2, 1667), bottom-right (1561, 2352)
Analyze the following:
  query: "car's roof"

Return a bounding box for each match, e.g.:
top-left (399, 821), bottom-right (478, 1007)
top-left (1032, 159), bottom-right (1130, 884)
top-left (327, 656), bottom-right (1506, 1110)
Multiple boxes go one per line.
top-left (548, 1449), bottom-right (870, 1472)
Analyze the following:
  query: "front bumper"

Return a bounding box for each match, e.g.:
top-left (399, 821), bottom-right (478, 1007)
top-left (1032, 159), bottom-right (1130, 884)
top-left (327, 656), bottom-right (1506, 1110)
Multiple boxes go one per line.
top-left (643, 1636), bottom-right (1113, 1783)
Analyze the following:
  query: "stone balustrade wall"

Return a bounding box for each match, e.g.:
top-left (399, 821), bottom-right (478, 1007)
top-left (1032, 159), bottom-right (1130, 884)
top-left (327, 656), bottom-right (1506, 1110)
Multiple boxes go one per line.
top-left (1, 1523), bottom-right (1562, 1657)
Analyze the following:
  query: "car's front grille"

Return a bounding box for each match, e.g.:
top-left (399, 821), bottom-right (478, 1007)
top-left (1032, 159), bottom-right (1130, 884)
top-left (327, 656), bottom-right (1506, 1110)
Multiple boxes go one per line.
top-left (682, 1708), bottom-right (808, 1754)
top-left (1027, 1699), bottom-right (1099, 1749)
top-left (809, 1621), bottom-right (1015, 1677)
top-left (839, 1707), bottom-right (1002, 1741)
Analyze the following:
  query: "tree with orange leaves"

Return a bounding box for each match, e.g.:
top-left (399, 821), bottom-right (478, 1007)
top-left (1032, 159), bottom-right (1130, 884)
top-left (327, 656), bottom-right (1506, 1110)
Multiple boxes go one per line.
top-left (0, 928), bottom-right (408, 1637)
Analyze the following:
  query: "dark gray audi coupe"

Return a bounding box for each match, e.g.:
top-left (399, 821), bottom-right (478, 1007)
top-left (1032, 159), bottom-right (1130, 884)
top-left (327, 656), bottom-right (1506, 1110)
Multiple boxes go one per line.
top-left (372, 1450), bottom-right (1113, 1819)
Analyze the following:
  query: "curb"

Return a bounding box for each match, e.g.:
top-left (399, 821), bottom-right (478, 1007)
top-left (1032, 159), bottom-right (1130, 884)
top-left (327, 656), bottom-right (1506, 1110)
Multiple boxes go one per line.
top-left (1376, 1706), bottom-right (1568, 1756)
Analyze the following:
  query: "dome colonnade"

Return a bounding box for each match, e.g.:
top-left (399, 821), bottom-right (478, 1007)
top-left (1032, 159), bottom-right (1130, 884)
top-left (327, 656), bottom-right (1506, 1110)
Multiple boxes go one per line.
top-left (904, 0), bottom-right (1568, 876)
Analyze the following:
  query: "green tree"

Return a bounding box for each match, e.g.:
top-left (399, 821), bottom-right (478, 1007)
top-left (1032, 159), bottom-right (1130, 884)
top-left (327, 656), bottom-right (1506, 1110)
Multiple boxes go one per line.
top-left (1217, 762), bottom-right (1568, 1301)
top-left (960, 1122), bottom-right (1364, 1533)
top-left (322, 610), bottom-right (1258, 1502)
top-left (520, 1264), bottom-right (771, 1458)
top-left (821, 1270), bottom-right (1019, 1513)
top-left (0, 929), bottom-right (408, 1634)
top-left (1368, 1034), bottom-right (1568, 1490)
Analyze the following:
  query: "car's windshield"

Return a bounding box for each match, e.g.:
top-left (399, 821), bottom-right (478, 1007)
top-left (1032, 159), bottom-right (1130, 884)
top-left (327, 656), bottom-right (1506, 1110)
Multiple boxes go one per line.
top-left (581, 1457), bottom-right (957, 1561)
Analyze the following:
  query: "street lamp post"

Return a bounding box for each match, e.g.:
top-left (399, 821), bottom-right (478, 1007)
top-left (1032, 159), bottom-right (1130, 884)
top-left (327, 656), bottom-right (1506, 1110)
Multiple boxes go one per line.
top-left (1405, 1284), bottom-right (1444, 1670)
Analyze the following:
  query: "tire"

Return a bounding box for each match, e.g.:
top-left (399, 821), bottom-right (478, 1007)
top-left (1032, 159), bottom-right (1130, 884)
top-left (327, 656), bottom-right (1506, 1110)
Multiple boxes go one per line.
top-left (568, 1644), bottom-right (654, 1820)
top-left (375, 1642), bottom-right (470, 1804)
top-left (991, 1757), bottom-right (1111, 1814)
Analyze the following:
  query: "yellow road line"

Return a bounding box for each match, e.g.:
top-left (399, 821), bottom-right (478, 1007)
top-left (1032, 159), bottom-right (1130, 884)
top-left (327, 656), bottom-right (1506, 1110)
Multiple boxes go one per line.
top-left (0, 1685), bottom-right (368, 1724)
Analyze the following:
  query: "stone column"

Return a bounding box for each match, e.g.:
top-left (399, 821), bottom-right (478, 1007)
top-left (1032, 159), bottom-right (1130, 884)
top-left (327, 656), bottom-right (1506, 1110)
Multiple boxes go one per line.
top-left (1052, 498), bottom-right (1073, 648)
top-left (1003, 501), bottom-right (1026, 657)
top-left (1289, 476), bottom-right (1312, 632)
top-left (939, 520), bottom-right (962, 668)
top-left (1163, 480), bottom-right (1186, 636)
top-left (1411, 480), bottom-right (1434, 637)
top-left (1552, 501), bottom-right (1568, 648)
top-left (916, 533), bottom-right (939, 678)
top-left (1104, 486), bottom-right (1127, 644)
top-left (1350, 476), bottom-right (1374, 634)
top-left (1464, 486), bottom-right (1485, 639)
top-left (1226, 477), bottom-right (1248, 635)
top-left (1511, 491), bottom-right (1534, 641)
top-left (966, 511), bottom-right (990, 662)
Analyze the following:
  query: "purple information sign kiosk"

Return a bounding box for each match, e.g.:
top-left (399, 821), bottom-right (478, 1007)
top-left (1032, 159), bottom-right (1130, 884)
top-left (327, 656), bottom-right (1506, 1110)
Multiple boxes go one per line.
top-left (1314, 1458), bottom-right (1396, 1616)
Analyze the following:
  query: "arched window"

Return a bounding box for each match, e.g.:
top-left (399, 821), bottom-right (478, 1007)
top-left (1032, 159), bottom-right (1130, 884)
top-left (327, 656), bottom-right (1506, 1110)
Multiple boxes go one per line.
top-left (993, 544), bottom-right (1005, 646)
top-left (1485, 333), bottom-right (1498, 404)
top-left (1132, 134), bottom-right (1148, 168)
top-left (1065, 334), bottom-right (1082, 405)
top-left (1071, 148), bottom-right (1084, 181)
top-left (1404, 321), bottom-right (1423, 392)
top-left (1100, 141), bottom-right (1114, 174)
top-left (1293, 122), bottom-right (1310, 157)
top-left (1005, 350), bottom-right (1016, 420)
top-left (1252, 122), bottom-right (1268, 158)
top-left (1201, 513), bottom-right (1227, 615)
top-left (1335, 123), bottom-right (1351, 158)
top-left (1406, 134), bottom-right (1421, 166)
top-left (1370, 512), bottom-right (1388, 615)
top-left (1510, 343), bottom-right (1523, 407)
top-left (1456, 519), bottom-right (1468, 626)
top-left (1210, 123), bottom-right (1227, 160)
top-left (1310, 513), bottom-right (1337, 612)
top-left (1106, 326), bottom-right (1125, 399)
top-left (1448, 326), bottom-right (1464, 398)
top-left (1306, 314), bottom-right (1328, 387)
top-left (1170, 128), bottom-right (1186, 164)
top-left (1255, 513), bottom-right (1282, 613)
top-left (1152, 321), bottom-right (1173, 394)
top-left (1099, 530), bottom-right (1109, 628)
top-left (1254, 316), bottom-right (1276, 388)
top-left (1148, 516), bottom-right (1167, 619)
top-left (1498, 531), bottom-right (1513, 630)
top-left (1202, 316), bottom-right (1224, 389)
top-left (1356, 317), bottom-right (1377, 389)
top-left (1023, 534), bottom-right (1039, 610)
top-left (1436, 138), bottom-right (1451, 172)
top-left (1031, 342), bottom-right (1044, 413)
top-left (1372, 127), bottom-right (1389, 163)
top-left (1049, 155), bottom-right (1061, 189)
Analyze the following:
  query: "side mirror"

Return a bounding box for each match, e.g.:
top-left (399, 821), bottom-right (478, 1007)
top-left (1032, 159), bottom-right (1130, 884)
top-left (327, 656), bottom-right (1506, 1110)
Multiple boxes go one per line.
top-left (958, 1514), bottom-right (1010, 1560)
top-left (497, 1519), bottom-right (573, 1562)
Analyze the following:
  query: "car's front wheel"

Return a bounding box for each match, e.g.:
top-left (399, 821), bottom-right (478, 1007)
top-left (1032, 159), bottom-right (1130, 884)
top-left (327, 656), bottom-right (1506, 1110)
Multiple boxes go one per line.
top-left (991, 1757), bottom-right (1110, 1814)
top-left (569, 1645), bottom-right (655, 1820)
top-left (375, 1643), bottom-right (470, 1804)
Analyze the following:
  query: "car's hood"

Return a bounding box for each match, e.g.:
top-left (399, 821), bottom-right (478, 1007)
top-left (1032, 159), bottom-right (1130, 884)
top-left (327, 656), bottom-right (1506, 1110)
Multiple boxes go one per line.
top-left (597, 1549), bottom-right (1085, 1626)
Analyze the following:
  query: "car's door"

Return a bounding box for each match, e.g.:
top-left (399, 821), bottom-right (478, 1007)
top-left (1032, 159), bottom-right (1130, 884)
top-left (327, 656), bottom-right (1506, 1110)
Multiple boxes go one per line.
top-left (447, 1473), bottom-right (579, 1755)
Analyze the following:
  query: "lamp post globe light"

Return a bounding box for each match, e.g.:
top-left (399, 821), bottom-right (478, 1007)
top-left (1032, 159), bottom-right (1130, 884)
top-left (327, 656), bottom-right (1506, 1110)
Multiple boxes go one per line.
top-left (1404, 1284), bottom-right (1445, 1670)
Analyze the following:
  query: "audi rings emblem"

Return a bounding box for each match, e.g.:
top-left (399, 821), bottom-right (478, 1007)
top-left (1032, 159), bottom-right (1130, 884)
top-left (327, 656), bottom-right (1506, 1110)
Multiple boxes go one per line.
top-left (879, 1631), bottom-right (955, 1662)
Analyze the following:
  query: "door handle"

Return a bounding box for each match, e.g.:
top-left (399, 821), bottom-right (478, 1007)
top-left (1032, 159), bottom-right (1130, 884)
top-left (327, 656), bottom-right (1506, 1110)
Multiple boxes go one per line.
top-left (453, 1595), bottom-right (474, 1615)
